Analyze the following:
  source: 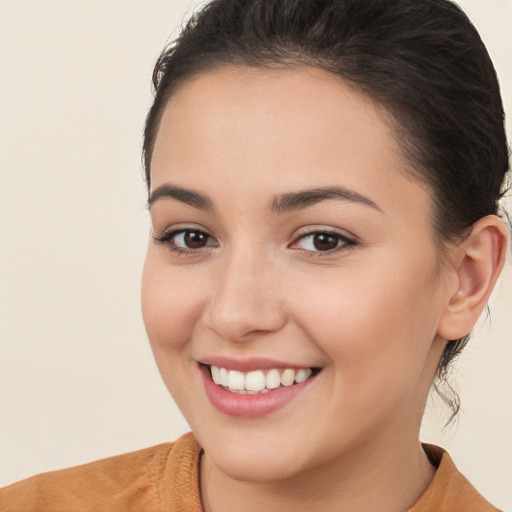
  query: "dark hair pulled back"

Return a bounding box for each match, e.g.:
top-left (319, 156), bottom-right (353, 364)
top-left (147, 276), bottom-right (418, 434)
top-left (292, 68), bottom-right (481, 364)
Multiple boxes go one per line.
top-left (143, 0), bottom-right (510, 421)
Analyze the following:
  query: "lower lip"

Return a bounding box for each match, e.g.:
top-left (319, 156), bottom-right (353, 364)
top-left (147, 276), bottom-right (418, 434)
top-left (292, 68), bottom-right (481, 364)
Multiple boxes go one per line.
top-left (200, 365), bottom-right (317, 417)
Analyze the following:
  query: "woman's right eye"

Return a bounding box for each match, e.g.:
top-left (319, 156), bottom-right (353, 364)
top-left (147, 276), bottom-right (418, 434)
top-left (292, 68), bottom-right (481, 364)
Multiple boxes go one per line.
top-left (153, 229), bottom-right (218, 253)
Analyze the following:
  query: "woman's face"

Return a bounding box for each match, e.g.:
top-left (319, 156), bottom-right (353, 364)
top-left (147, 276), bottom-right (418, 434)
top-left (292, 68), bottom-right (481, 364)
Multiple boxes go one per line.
top-left (142, 67), bottom-right (450, 482)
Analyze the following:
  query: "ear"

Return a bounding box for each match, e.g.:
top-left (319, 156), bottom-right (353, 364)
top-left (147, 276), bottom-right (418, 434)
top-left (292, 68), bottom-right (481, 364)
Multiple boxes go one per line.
top-left (437, 215), bottom-right (509, 341)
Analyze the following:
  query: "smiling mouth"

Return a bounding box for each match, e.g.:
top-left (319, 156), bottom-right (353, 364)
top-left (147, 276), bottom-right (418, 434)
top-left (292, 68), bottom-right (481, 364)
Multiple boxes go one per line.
top-left (207, 365), bottom-right (320, 394)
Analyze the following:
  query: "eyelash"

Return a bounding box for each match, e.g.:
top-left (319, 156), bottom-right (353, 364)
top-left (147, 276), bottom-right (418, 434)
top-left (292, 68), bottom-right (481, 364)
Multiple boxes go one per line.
top-left (152, 229), bottom-right (217, 256)
top-left (291, 231), bottom-right (356, 257)
top-left (152, 228), bottom-right (356, 257)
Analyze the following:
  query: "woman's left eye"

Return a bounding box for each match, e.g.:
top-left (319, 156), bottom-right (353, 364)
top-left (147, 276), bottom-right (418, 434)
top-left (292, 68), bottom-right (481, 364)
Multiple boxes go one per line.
top-left (292, 231), bottom-right (354, 253)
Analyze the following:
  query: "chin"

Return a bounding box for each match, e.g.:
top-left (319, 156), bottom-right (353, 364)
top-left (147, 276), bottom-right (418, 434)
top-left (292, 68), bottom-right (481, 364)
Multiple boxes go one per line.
top-left (196, 423), bottom-right (318, 483)
top-left (209, 446), bottom-right (304, 483)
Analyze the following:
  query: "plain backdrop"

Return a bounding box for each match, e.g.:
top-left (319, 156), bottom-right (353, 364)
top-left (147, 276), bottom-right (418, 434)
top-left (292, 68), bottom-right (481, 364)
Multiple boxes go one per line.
top-left (1, 0), bottom-right (511, 508)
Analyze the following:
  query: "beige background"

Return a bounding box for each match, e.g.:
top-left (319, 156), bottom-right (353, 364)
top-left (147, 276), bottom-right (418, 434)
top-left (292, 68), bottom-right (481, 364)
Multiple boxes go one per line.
top-left (1, 0), bottom-right (511, 508)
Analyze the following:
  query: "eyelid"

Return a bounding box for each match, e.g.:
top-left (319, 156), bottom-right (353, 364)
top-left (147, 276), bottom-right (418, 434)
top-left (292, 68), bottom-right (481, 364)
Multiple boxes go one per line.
top-left (152, 227), bottom-right (213, 241)
top-left (152, 222), bottom-right (213, 240)
top-left (152, 225), bottom-right (218, 254)
top-left (289, 227), bottom-right (357, 255)
top-left (292, 225), bottom-right (356, 242)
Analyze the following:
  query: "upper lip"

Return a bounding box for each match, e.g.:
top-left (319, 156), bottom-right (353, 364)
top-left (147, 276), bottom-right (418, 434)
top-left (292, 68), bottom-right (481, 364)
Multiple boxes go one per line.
top-left (198, 356), bottom-right (316, 372)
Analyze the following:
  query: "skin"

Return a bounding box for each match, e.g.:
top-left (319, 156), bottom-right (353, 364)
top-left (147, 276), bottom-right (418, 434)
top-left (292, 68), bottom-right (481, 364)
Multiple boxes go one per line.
top-left (141, 67), bottom-right (507, 512)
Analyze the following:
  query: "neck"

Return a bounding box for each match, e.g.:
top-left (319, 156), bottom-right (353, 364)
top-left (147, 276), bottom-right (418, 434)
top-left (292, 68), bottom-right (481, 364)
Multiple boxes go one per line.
top-left (199, 429), bottom-right (436, 512)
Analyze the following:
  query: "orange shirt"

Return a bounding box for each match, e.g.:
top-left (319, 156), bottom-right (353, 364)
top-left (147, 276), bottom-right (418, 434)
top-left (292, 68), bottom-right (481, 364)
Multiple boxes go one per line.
top-left (0, 433), bottom-right (500, 512)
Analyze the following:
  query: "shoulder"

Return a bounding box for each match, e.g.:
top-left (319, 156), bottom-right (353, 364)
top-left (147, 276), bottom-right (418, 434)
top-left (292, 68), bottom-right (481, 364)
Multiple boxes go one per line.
top-left (0, 432), bottom-right (202, 512)
top-left (410, 444), bottom-right (502, 512)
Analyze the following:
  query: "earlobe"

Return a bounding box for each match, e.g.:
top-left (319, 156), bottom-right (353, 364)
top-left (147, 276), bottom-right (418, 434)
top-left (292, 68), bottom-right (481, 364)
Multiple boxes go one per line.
top-left (437, 215), bottom-right (509, 341)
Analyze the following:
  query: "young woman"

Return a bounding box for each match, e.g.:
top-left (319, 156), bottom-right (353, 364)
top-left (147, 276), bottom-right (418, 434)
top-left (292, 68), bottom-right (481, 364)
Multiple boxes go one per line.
top-left (2, 0), bottom-right (510, 511)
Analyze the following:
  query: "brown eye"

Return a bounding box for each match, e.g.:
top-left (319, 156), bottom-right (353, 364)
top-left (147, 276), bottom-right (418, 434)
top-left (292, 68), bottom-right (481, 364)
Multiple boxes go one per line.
top-left (294, 231), bottom-right (354, 254)
top-left (182, 230), bottom-right (209, 249)
top-left (312, 233), bottom-right (339, 251)
top-left (153, 228), bottom-right (217, 252)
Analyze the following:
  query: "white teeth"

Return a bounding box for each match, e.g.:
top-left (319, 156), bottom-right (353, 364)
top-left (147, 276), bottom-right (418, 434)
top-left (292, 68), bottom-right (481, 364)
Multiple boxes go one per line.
top-left (295, 368), bottom-right (312, 383)
top-left (211, 365), bottom-right (220, 385)
top-left (209, 365), bottom-right (315, 394)
top-left (227, 370), bottom-right (245, 390)
top-left (245, 370), bottom-right (266, 392)
top-left (265, 369), bottom-right (281, 389)
top-left (280, 368), bottom-right (295, 387)
top-left (219, 367), bottom-right (229, 387)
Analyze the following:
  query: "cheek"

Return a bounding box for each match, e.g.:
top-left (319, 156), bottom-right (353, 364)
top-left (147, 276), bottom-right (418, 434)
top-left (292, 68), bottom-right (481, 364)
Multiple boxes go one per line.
top-left (141, 251), bottom-right (204, 353)
top-left (141, 252), bottom-right (210, 409)
top-left (290, 257), bottom-right (440, 398)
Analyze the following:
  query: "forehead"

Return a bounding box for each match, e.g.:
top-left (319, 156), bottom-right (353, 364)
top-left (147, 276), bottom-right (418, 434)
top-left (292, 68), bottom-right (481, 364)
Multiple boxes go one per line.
top-left (150, 66), bottom-right (431, 222)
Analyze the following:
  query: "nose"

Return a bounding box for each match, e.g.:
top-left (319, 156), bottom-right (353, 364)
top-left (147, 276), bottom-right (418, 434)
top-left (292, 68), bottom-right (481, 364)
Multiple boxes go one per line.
top-left (203, 248), bottom-right (287, 343)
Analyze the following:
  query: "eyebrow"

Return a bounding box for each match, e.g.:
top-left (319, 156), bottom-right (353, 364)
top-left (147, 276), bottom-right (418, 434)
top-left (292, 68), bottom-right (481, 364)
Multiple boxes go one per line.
top-left (147, 184), bottom-right (215, 211)
top-left (147, 183), bottom-right (381, 214)
top-left (267, 186), bottom-right (381, 214)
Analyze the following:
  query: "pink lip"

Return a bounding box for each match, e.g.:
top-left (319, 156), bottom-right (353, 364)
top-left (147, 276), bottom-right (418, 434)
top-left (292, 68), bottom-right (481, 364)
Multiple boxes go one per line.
top-left (199, 356), bottom-right (312, 372)
top-left (199, 364), bottom-right (318, 417)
